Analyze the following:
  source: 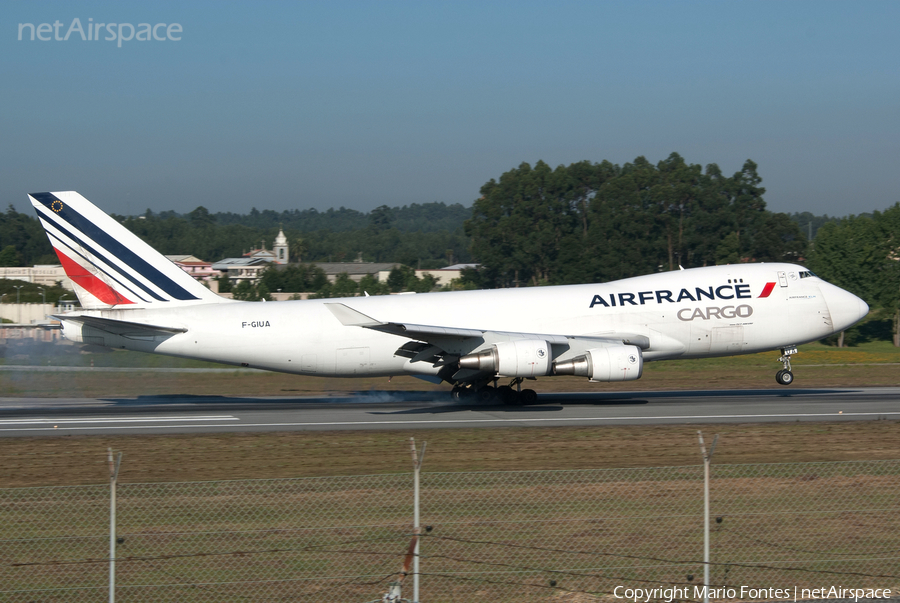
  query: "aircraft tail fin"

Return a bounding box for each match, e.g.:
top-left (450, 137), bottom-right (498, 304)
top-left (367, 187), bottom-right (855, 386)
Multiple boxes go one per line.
top-left (29, 191), bottom-right (228, 309)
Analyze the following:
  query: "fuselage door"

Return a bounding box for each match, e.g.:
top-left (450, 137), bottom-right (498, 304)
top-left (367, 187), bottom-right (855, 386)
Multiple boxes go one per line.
top-left (777, 271), bottom-right (789, 288)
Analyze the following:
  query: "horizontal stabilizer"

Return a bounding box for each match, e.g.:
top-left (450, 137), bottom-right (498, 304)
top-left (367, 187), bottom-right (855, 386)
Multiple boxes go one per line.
top-left (55, 315), bottom-right (188, 337)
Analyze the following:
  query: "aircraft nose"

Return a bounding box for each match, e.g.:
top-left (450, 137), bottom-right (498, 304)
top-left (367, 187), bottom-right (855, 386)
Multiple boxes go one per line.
top-left (821, 282), bottom-right (869, 332)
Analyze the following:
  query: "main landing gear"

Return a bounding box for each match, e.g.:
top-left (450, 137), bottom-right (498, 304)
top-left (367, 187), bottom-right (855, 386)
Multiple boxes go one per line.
top-left (775, 346), bottom-right (798, 385)
top-left (451, 378), bottom-right (538, 405)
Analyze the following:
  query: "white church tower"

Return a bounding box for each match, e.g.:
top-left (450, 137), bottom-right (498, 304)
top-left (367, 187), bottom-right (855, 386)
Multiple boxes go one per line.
top-left (274, 227), bottom-right (289, 263)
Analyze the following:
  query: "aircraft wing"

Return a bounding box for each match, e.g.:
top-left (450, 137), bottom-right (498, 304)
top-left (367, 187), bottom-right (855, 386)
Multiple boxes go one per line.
top-left (325, 302), bottom-right (649, 379)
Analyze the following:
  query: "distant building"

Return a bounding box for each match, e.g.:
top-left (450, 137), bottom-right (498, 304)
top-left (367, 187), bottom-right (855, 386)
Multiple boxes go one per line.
top-left (1, 322), bottom-right (65, 342)
top-left (165, 255), bottom-right (218, 281)
top-left (415, 263), bottom-right (479, 287)
top-left (274, 228), bottom-right (289, 263)
top-left (212, 257), bottom-right (272, 284)
top-left (0, 302), bottom-right (58, 325)
top-left (244, 229), bottom-right (289, 264)
top-left (280, 262), bottom-right (476, 286)
top-left (0, 265), bottom-right (73, 290)
top-left (211, 229), bottom-right (289, 287)
top-left (294, 262), bottom-right (400, 283)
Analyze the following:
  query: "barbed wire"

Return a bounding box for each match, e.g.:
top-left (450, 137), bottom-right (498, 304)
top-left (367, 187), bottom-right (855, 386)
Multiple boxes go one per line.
top-left (417, 549), bottom-right (697, 589)
top-left (422, 571), bottom-right (615, 599)
top-left (716, 525), bottom-right (900, 557)
top-left (422, 534), bottom-right (900, 580)
top-left (7, 534), bottom-right (403, 567)
top-left (8, 529), bottom-right (899, 583)
top-left (6, 449), bottom-right (900, 473)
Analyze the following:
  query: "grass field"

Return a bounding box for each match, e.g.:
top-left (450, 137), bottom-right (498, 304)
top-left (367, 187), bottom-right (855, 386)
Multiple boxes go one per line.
top-left (2, 419), bottom-right (899, 488)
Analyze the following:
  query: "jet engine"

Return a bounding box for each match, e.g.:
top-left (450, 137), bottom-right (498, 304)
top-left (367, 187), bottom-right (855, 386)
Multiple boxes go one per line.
top-left (58, 319), bottom-right (86, 343)
top-left (458, 339), bottom-right (551, 378)
top-left (552, 345), bottom-right (643, 382)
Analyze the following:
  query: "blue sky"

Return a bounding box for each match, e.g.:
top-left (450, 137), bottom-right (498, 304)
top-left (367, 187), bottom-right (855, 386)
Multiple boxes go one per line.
top-left (2, 1), bottom-right (898, 217)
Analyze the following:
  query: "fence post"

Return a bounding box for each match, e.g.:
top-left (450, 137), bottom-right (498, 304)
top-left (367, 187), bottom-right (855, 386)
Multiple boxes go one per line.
top-left (108, 448), bottom-right (123, 603)
top-left (697, 431), bottom-right (717, 603)
top-left (409, 438), bottom-right (426, 603)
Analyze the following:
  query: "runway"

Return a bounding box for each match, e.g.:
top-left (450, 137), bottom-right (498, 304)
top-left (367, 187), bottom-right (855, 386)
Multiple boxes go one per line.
top-left (0, 387), bottom-right (898, 436)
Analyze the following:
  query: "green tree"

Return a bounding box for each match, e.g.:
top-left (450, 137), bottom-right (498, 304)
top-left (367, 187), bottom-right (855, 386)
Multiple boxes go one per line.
top-left (0, 245), bottom-right (22, 267)
top-left (0, 205), bottom-right (55, 265)
top-left (445, 267), bottom-right (483, 291)
top-left (466, 154), bottom-right (809, 286)
top-left (213, 275), bottom-right (233, 293)
top-left (232, 280), bottom-right (260, 301)
top-left (331, 273), bottom-right (358, 298)
top-left (750, 212), bottom-right (807, 263)
top-left (411, 273), bottom-right (438, 293)
top-left (809, 216), bottom-right (881, 305)
top-left (331, 272), bottom-right (359, 297)
top-left (0, 279), bottom-right (70, 304)
top-left (387, 266), bottom-right (414, 293)
top-left (358, 273), bottom-right (390, 296)
top-left (715, 232), bottom-right (741, 265)
top-left (870, 204), bottom-right (900, 346)
top-left (290, 237), bottom-right (307, 263)
top-left (806, 205), bottom-right (900, 346)
top-left (188, 206), bottom-right (215, 228)
top-left (726, 159), bottom-right (768, 259)
top-left (369, 205), bottom-right (393, 232)
top-left (466, 161), bottom-right (576, 287)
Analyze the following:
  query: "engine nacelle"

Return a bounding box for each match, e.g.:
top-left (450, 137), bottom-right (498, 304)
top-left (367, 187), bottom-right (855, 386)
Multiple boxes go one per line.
top-left (58, 319), bottom-right (86, 343)
top-left (552, 345), bottom-right (643, 382)
top-left (58, 320), bottom-right (120, 348)
top-left (458, 339), bottom-right (551, 378)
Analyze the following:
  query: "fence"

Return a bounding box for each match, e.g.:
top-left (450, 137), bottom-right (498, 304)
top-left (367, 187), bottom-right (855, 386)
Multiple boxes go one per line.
top-left (2, 460), bottom-right (899, 601)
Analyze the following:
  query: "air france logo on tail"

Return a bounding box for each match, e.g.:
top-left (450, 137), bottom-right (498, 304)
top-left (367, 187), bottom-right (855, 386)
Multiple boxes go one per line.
top-left (55, 248), bottom-right (135, 305)
top-left (28, 191), bottom-right (222, 309)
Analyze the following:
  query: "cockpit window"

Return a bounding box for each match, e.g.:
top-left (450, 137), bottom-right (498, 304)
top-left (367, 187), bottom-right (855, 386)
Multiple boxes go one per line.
top-left (799, 270), bottom-right (817, 279)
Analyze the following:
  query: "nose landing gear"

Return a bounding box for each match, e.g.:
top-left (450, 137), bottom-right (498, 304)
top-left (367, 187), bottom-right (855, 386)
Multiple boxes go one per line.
top-left (775, 346), bottom-right (798, 385)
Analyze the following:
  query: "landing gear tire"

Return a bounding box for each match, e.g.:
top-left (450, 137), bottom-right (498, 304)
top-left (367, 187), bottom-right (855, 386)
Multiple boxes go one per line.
top-left (451, 386), bottom-right (471, 401)
top-left (477, 387), bottom-right (498, 403)
top-left (775, 370), bottom-right (794, 386)
top-left (520, 389), bottom-right (538, 405)
top-left (497, 385), bottom-right (518, 405)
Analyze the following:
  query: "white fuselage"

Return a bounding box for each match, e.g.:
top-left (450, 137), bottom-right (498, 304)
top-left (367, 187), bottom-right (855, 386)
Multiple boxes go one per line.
top-left (60, 263), bottom-right (868, 382)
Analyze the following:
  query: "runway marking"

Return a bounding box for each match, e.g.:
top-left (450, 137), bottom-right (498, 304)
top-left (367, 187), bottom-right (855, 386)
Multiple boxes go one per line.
top-left (1, 411), bottom-right (899, 432)
top-left (0, 415), bottom-right (238, 426)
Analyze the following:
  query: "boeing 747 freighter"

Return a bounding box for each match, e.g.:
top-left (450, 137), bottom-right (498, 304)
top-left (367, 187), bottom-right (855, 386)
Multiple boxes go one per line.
top-left (30, 191), bottom-right (869, 404)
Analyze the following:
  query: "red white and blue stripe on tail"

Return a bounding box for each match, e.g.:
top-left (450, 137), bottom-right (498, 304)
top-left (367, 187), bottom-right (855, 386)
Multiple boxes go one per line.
top-left (29, 191), bottom-right (224, 309)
